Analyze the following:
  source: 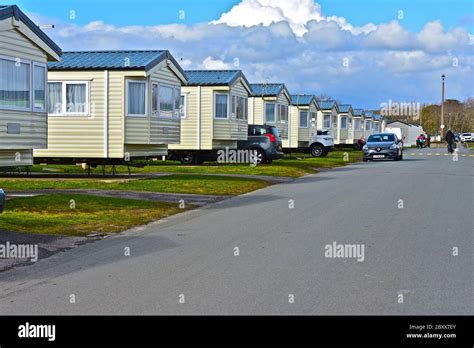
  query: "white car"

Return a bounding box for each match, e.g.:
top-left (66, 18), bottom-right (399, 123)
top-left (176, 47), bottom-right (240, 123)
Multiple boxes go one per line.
top-left (460, 133), bottom-right (473, 142)
top-left (308, 129), bottom-right (335, 157)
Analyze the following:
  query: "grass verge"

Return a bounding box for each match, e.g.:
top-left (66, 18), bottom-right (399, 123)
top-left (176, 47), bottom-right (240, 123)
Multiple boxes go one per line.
top-left (27, 149), bottom-right (362, 178)
top-left (0, 174), bottom-right (269, 196)
top-left (0, 194), bottom-right (191, 236)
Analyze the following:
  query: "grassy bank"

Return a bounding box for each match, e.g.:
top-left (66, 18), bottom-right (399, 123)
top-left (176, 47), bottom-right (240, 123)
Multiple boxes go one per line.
top-left (0, 194), bottom-right (190, 236)
top-left (0, 174), bottom-right (269, 196)
top-left (26, 149), bottom-right (362, 178)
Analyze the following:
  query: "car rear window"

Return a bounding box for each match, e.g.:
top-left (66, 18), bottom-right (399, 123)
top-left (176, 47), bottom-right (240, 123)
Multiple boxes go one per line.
top-left (270, 127), bottom-right (280, 137)
top-left (368, 134), bottom-right (395, 142)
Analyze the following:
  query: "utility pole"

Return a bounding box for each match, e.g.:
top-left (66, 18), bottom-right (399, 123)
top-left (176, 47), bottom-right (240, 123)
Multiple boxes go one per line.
top-left (440, 74), bottom-right (445, 137)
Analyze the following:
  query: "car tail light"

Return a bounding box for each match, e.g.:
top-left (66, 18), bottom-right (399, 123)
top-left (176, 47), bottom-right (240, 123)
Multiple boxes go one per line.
top-left (264, 133), bottom-right (276, 143)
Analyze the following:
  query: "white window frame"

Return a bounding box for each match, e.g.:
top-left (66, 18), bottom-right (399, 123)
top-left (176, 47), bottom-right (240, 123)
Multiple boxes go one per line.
top-left (278, 104), bottom-right (288, 124)
top-left (232, 94), bottom-right (248, 121)
top-left (299, 110), bottom-right (309, 128)
top-left (214, 92), bottom-right (229, 119)
top-left (173, 86), bottom-right (181, 119)
top-left (157, 83), bottom-right (175, 119)
top-left (365, 121), bottom-right (372, 131)
top-left (33, 62), bottom-right (47, 112)
top-left (47, 80), bottom-right (90, 116)
top-left (354, 119), bottom-right (361, 130)
top-left (323, 113), bottom-right (331, 128)
top-left (151, 82), bottom-right (159, 118)
top-left (180, 93), bottom-right (187, 119)
top-left (264, 102), bottom-right (276, 123)
top-left (0, 55), bottom-right (32, 112)
top-left (340, 116), bottom-right (347, 129)
top-left (126, 79), bottom-right (148, 117)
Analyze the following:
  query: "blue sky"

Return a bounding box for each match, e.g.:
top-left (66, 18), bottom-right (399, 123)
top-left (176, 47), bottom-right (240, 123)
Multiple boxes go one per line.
top-left (14, 0), bottom-right (473, 30)
top-left (10, 0), bottom-right (474, 108)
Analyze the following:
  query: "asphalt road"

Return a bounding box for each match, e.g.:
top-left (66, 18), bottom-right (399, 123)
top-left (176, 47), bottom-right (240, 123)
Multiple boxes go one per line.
top-left (0, 147), bottom-right (472, 315)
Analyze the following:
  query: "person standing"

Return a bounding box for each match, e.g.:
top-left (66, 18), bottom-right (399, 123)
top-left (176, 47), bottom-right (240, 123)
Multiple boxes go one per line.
top-left (426, 134), bottom-right (431, 148)
top-left (445, 129), bottom-right (455, 153)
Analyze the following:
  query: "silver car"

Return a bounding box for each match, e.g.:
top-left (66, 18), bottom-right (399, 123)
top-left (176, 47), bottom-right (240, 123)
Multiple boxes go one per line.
top-left (363, 133), bottom-right (403, 161)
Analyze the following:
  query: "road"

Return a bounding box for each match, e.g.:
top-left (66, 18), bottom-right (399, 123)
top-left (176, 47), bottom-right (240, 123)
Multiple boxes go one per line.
top-left (0, 147), bottom-right (472, 315)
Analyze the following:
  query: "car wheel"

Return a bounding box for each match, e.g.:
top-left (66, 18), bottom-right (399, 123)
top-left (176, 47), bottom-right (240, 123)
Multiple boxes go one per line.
top-left (180, 153), bottom-right (196, 165)
top-left (310, 144), bottom-right (324, 157)
top-left (399, 153), bottom-right (403, 161)
top-left (253, 148), bottom-right (266, 164)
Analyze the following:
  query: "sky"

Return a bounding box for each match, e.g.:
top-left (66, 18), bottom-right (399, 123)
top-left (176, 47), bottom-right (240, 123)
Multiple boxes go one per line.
top-left (10, 0), bottom-right (474, 109)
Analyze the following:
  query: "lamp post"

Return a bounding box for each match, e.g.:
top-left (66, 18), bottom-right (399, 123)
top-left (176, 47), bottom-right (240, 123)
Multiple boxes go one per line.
top-left (440, 74), bottom-right (445, 137)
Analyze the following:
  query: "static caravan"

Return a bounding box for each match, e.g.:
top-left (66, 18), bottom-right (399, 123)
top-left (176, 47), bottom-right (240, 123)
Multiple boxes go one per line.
top-left (34, 50), bottom-right (187, 165)
top-left (0, 5), bottom-right (61, 167)
top-left (289, 94), bottom-right (319, 150)
top-left (373, 114), bottom-right (382, 133)
top-left (168, 70), bottom-right (252, 164)
top-left (248, 83), bottom-right (292, 148)
top-left (336, 104), bottom-right (353, 145)
top-left (316, 100), bottom-right (340, 139)
top-left (385, 120), bottom-right (423, 146)
top-left (364, 111), bottom-right (374, 138)
top-left (352, 109), bottom-right (365, 141)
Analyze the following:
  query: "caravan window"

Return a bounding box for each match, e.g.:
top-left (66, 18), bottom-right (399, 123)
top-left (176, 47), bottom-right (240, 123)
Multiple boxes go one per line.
top-left (265, 103), bottom-right (276, 123)
top-left (173, 87), bottom-right (180, 118)
top-left (215, 93), bottom-right (228, 119)
top-left (299, 111), bottom-right (308, 128)
top-left (126, 80), bottom-right (147, 117)
top-left (278, 105), bottom-right (288, 123)
top-left (48, 82), bottom-right (62, 114)
top-left (159, 85), bottom-right (173, 117)
top-left (340, 116), bottom-right (347, 129)
top-left (47, 81), bottom-right (89, 116)
top-left (33, 64), bottom-right (46, 111)
top-left (323, 113), bottom-right (331, 128)
top-left (354, 119), bottom-right (361, 130)
top-left (180, 94), bottom-right (187, 118)
top-left (0, 57), bottom-right (30, 110)
top-left (233, 95), bottom-right (247, 120)
top-left (151, 83), bottom-right (158, 117)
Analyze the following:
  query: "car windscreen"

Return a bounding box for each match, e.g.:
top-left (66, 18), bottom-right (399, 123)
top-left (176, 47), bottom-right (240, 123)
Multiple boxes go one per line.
top-left (462, 133), bottom-right (470, 136)
top-left (367, 134), bottom-right (395, 142)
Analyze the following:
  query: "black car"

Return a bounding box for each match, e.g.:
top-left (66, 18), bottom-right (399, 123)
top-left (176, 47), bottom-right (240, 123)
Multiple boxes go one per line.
top-left (237, 124), bottom-right (284, 164)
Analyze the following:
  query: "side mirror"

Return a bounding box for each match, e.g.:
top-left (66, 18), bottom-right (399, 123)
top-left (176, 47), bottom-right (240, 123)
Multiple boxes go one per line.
top-left (0, 189), bottom-right (5, 214)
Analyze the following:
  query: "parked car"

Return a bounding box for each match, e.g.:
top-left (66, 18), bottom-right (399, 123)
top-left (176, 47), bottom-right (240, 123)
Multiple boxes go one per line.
top-left (460, 133), bottom-right (473, 142)
top-left (237, 124), bottom-right (284, 164)
top-left (355, 137), bottom-right (366, 150)
top-left (308, 129), bottom-right (335, 157)
top-left (362, 133), bottom-right (403, 161)
top-left (0, 189), bottom-right (5, 213)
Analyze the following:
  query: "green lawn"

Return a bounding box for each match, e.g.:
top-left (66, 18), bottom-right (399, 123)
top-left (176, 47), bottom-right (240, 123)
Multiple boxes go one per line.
top-left (28, 149), bottom-right (362, 178)
top-left (0, 174), bottom-right (269, 196)
top-left (0, 194), bottom-right (190, 236)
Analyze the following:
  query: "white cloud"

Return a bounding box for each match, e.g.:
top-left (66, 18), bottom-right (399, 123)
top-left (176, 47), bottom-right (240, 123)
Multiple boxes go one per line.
top-left (213, 0), bottom-right (375, 37)
top-left (362, 21), bottom-right (413, 49)
top-left (201, 56), bottom-right (232, 69)
top-left (417, 21), bottom-right (471, 52)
